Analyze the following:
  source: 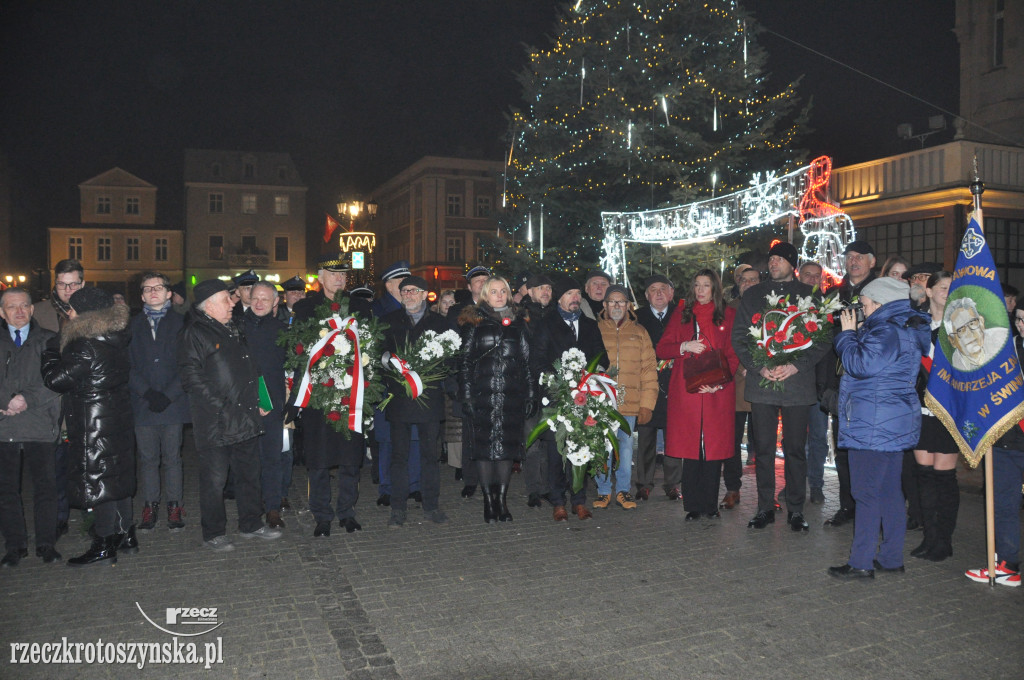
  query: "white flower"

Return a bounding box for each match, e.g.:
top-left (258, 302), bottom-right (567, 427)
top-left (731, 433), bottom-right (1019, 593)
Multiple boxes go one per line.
top-left (749, 325), bottom-right (761, 338)
top-left (319, 329), bottom-right (329, 338)
top-left (546, 419), bottom-right (556, 429)
top-left (332, 336), bottom-right (352, 355)
top-left (541, 397), bottom-right (549, 406)
top-left (766, 292), bottom-right (783, 307)
top-left (342, 374), bottom-right (353, 389)
top-left (361, 353), bottom-right (370, 367)
top-left (609, 419), bottom-right (620, 432)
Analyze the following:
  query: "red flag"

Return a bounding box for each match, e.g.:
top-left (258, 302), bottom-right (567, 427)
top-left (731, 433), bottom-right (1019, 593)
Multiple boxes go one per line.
top-left (323, 214), bottom-right (341, 243)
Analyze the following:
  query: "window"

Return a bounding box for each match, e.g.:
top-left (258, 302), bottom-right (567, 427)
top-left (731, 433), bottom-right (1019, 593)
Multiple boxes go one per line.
top-left (125, 237), bottom-right (139, 261)
top-left (68, 237), bottom-right (83, 260)
top-left (446, 194), bottom-right (463, 217)
top-left (275, 236), bottom-right (289, 262)
top-left (241, 193), bottom-right (257, 214)
top-left (208, 235), bottom-right (224, 261)
top-left (274, 195), bottom-right (290, 215)
top-left (241, 235), bottom-right (257, 253)
top-left (985, 217), bottom-right (1024, 284)
top-left (446, 237), bottom-right (463, 263)
top-left (96, 197), bottom-right (111, 215)
top-left (96, 237), bottom-right (111, 261)
top-left (209, 193), bottom-right (224, 214)
top-left (125, 197), bottom-right (140, 215)
top-left (476, 196), bottom-right (492, 217)
top-left (244, 161), bottom-right (255, 179)
top-left (862, 218), bottom-right (943, 268)
top-left (994, 0), bottom-right (1005, 67)
top-left (155, 238), bottom-right (168, 262)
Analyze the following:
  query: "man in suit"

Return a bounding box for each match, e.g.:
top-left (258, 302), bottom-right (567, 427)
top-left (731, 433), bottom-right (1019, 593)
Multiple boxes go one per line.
top-left (530, 275), bottom-right (607, 521)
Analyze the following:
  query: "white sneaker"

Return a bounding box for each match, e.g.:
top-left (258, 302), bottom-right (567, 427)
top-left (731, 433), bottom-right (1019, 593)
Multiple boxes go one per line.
top-left (965, 561), bottom-right (1020, 587)
top-left (203, 535), bottom-right (235, 552)
top-left (240, 526), bottom-right (282, 540)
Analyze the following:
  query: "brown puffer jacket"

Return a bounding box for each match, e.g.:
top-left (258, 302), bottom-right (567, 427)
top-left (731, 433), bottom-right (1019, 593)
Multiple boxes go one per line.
top-left (597, 314), bottom-right (658, 417)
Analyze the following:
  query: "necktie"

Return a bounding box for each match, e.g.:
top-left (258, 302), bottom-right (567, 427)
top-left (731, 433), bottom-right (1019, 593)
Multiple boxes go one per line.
top-left (14, 329), bottom-right (21, 347)
top-left (657, 311), bottom-right (664, 322)
top-left (568, 319), bottom-right (577, 340)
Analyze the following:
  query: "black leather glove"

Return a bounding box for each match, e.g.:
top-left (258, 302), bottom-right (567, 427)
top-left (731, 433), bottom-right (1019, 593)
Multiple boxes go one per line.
top-left (524, 399), bottom-right (537, 419)
top-left (144, 389), bottom-right (171, 413)
top-left (284, 405), bottom-right (302, 425)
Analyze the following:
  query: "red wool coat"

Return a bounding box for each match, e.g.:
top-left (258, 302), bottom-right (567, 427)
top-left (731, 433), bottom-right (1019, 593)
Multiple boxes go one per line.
top-left (655, 301), bottom-right (739, 460)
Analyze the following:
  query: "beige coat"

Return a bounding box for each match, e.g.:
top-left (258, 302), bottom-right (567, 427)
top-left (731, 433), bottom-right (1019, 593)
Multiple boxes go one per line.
top-left (598, 314), bottom-right (659, 417)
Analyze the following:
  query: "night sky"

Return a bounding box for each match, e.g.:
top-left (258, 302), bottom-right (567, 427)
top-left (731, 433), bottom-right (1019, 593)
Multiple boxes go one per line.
top-left (0, 0), bottom-right (957, 269)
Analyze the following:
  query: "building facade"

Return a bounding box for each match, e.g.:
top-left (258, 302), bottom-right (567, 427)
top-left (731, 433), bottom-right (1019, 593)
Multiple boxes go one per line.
top-left (184, 149), bottom-right (307, 287)
top-left (368, 156), bottom-right (502, 291)
top-left (47, 167), bottom-right (184, 299)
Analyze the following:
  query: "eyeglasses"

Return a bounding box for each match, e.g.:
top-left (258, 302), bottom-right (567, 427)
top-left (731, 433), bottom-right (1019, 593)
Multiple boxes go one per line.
top-left (142, 285), bottom-right (167, 294)
top-left (953, 317), bottom-right (982, 339)
top-left (55, 281), bottom-right (82, 290)
top-left (401, 288), bottom-right (426, 295)
top-left (606, 299), bottom-right (629, 306)
top-left (909, 274), bottom-right (930, 283)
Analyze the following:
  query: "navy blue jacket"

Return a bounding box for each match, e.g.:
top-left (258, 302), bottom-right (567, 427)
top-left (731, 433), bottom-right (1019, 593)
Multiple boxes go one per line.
top-left (241, 309), bottom-right (287, 418)
top-left (128, 308), bottom-right (190, 426)
top-left (835, 299), bottom-right (931, 451)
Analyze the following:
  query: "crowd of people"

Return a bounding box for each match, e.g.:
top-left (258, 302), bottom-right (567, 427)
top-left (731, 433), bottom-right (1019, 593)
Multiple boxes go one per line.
top-left (0, 242), bottom-right (1020, 587)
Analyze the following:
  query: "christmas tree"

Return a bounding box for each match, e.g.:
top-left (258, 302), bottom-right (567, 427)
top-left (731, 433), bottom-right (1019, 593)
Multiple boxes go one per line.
top-left (495, 0), bottom-right (808, 283)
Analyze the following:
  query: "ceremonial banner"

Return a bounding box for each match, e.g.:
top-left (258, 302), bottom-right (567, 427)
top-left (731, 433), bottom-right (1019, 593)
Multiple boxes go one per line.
top-left (924, 212), bottom-right (1024, 467)
top-left (323, 214), bottom-right (341, 243)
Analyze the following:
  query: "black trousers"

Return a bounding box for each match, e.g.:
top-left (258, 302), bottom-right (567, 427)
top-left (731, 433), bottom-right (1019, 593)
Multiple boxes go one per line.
top-left (0, 441), bottom-right (58, 550)
top-left (92, 497), bottom-right (133, 537)
top-left (546, 437), bottom-right (586, 507)
top-left (830, 417), bottom-right (856, 512)
top-left (723, 411), bottom-right (755, 492)
top-left (308, 464), bottom-right (361, 523)
top-left (634, 423), bottom-right (663, 492)
top-left (750, 403), bottom-right (809, 514)
top-left (459, 418), bottom-right (479, 486)
top-left (682, 456), bottom-right (723, 515)
top-left (197, 438), bottom-right (263, 541)
top-left (391, 420), bottom-right (440, 513)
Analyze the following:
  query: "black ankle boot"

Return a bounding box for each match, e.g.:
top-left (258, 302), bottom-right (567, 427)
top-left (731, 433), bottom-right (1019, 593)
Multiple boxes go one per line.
top-left (923, 469), bottom-right (959, 562)
top-left (67, 535), bottom-right (118, 567)
top-left (497, 484), bottom-right (513, 522)
top-left (482, 487), bottom-right (497, 524)
top-left (116, 525), bottom-right (139, 555)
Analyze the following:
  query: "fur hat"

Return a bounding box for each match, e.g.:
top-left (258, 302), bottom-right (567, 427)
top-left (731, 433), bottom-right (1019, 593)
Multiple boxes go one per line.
top-left (69, 287), bottom-right (114, 314)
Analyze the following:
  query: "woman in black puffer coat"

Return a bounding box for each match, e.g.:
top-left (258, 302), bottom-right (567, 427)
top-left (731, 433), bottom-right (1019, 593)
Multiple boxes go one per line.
top-left (458, 276), bottom-right (535, 523)
top-left (42, 287), bottom-right (135, 566)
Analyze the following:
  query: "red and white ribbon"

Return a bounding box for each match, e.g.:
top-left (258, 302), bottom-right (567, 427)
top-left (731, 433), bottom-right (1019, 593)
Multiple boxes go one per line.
top-left (756, 309), bottom-right (812, 358)
top-left (294, 316), bottom-right (366, 434)
top-left (575, 371), bottom-right (618, 402)
top-left (382, 352), bottom-right (424, 399)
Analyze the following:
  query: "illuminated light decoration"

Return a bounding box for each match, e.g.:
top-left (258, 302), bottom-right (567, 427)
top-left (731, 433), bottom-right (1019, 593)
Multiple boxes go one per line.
top-left (600, 156), bottom-right (856, 289)
top-left (580, 58), bottom-right (586, 105)
top-left (338, 232), bottom-right (376, 254)
top-left (527, 212), bottom-right (533, 242)
top-left (661, 95), bottom-right (669, 125)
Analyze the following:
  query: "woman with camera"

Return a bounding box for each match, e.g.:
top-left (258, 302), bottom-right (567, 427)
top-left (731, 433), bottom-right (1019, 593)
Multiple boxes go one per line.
top-left (828, 277), bottom-right (930, 579)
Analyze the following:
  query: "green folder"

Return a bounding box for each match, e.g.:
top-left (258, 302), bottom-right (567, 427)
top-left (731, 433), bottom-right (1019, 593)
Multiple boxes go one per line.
top-left (258, 376), bottom-right (273, 411)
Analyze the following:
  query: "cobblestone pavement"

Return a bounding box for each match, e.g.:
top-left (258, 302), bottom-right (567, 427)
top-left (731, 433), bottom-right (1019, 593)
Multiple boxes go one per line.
top-left (1, 431), bottom-right (1021, 679)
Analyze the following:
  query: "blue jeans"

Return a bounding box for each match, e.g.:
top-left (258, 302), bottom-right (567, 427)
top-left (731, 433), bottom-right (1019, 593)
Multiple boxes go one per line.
top-left (993, 447), bottom-right (1024, 566)
top-left (374, 411), bottom-right (421, 494)
top-left (848, 449), bottom-right (905, 570)
top-left (806, 403), bottom-right (829, 491)
top-left (595, 416), bottom-right (636, 496)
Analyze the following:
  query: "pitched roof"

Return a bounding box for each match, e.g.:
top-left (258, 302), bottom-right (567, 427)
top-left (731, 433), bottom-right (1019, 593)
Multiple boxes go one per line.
top-left (79, 167), bottom-right (155, 189)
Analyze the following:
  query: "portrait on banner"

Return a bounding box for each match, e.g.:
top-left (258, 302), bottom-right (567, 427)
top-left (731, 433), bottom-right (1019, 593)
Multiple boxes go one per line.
top-left (941, 286), bottom-right (1010, 372)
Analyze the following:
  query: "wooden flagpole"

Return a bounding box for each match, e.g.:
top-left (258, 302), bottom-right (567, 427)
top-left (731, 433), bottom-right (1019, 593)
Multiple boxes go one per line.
top-left (969, 160), bottom-right (997, 587)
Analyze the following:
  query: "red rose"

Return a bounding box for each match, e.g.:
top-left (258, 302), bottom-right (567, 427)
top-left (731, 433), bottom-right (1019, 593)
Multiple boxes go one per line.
top-left (787, 305), bottom-right (797, 312)
top-left (751, 313), bottom-right (762, 324)
top-left (326, 411), bottom-right (342, 422)
top-left (295, 343), bottom-right (304, 355)
top-left (322, 344), bottom-right (336, 357)
top-left (331, 302), bottom-right (341, 312)
top-left (286, 377), bottom-right (294, 390)
top-left (766, 321), bottom-right (777, 332)
top-left (773, 331), bottom-right (786, 343)
top-left (584, 416), bottom-right (597, 427)
top-left (574, 393), bottom-right (587, 405)
top-left (805, 320), bottom-right (818, 332)
top-left (827, 313), bottom-right (834, 323)
top-left (339, 396), bottom-right (350, 406)
top-left (321, 378), bottom-right (335, 387)
top-left (792, 332), bottom-right (806, 344)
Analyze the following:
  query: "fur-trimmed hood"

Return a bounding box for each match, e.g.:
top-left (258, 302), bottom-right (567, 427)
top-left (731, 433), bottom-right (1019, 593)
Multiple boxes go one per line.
top-left (60, 303), bottom-right (131, 351)
top-left (457, 302), bottom-right (530, 327)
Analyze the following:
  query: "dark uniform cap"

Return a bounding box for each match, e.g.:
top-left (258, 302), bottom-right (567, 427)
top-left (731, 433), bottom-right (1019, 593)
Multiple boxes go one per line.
top-left (380, 260), bottom-right (412, 282)
top-left (282, 275), bottom-right (306, 292)
top-left (349, 286), bottom-right (374, 301)
top-left (233, 269), bottom-right (259, 286)
top-left (465, 265), bottom-right (491, 281)
top-left (514, 271), bottom-right (531, 289)
top-left (317, 252), bottom-right (351, 272)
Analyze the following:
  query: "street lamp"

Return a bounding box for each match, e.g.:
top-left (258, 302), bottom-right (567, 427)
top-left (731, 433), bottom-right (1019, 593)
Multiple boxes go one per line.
top-left (337, 200), bottom-right (379, 231)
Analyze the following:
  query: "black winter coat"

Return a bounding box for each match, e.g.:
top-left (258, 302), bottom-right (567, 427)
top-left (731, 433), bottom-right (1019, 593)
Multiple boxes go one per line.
top-left (383, 307), bottom-right (456, 424)
top-left (41, 304), bottom-right (135, 508)
top-left (177, 309), bottom-right (264, 450)
top-left (128, 308), bottom-right (190, 426)
top-left (241, 309), bottom-right (287, 418)
top-left (635, 302), bottom-right (677, 429)
top-left (291, 290), bottom-right (372, 468)
top-left (459, 304), bottom-right (534, 461)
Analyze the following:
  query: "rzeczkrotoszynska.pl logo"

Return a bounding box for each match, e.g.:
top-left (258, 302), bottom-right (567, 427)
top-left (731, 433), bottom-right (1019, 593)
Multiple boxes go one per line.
top-left (135, 603), bottom-right (223, 636)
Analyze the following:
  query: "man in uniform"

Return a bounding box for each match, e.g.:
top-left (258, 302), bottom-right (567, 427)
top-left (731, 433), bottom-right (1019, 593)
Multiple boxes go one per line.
top-left (277, 276), bottom-right (307, 327)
